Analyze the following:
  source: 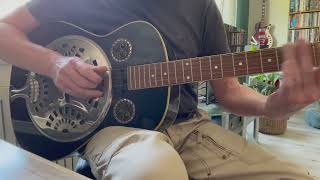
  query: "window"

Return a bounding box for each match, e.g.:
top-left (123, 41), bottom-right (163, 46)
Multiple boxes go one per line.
top-left (0, 0), bottom-right (30, 18)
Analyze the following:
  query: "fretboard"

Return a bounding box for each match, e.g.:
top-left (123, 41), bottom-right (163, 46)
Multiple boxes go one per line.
top-left (127, 43), bottom-right (320, 90)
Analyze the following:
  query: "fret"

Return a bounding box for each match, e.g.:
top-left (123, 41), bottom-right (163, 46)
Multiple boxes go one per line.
top-left (191, 58), bottom-right (202, 82)
top-left (146, 64), bottom-right (151, 88)
top-left (150, 63), bottom-right (156, 87)
top-left (143, 65), bottom-right (147, 88)
top-left (199, 58), bottom-right (203, 81)
top-left (200, 57), bottom-right (211, 81)
top-left (134, 66), bottom-right (139, 89)
top-left (276, 47), bottom-right (285, 68)
top-left (209, 56), bottom-right (213, 79)
top-left (141, 65), bottom-right (147, 88)
top-left (220, 54), bottom-right (234, 77)
top-left (128, 67), bottom-right (132, 89)
top-left (155, 63), bottom-right (162, 87)
top-left (166, 62), bottom-right (170, 84)
top-left (275, 48), bottom-right (280, 71)
top-left (160, 62), bottom-right (163, 86)
top-left (260, 48), bottom-right (278, 73)
top-left (138, 65), bottom-right (141, 89)
top-left (247, 51), bottom-right (263, 75)
top-left (210, 55), bottom-right (223, 79)
top-left (259, 50), bottom-right (264, 73)
top-left (161, 62), bottom-right (169, 86)
top-left (183, 59), bottom-right (192, 83)
top-left (175, 60), bottom-right (184, 84)
top-left (220, 55), bottom-right (224, 78)
top-left (245, 52), bottom-right (249, 75)
top-left (231, 54), bottom-right (236, 76)
top-left (174, 61), bottom-right (178, 83)
top-left (168, 61), bottom-right (177, 85)
top-left (233, 52), bottom-right (248, 76)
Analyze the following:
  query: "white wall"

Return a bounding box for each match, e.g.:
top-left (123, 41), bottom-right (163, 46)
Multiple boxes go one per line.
top-left (215, 0), bottom-right (237, 26)
top-left (248, 0), bottom-right (290, 47)
top-left (0, 0), bottom-right (30, 18)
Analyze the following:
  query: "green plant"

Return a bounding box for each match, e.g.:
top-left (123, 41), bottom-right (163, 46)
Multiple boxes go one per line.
top-left (246, 73), bottom-right (281, 96)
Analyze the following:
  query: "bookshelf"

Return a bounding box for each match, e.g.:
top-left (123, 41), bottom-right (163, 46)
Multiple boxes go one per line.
top-left (224, 24), bottom-right (247, 52)
top-left (288, 0), bottom-right (320, 43)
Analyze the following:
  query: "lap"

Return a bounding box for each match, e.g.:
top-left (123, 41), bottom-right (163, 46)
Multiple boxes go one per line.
top-left (165, 109), bottom-right (313, 180)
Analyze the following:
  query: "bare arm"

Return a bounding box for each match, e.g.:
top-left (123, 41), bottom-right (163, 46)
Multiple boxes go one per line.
top-left (211, 41), bottom-right (320, 120)
top-left (0, 6), bottom-right (58, 77)
top-left (0, 6), bottom-right (107, 98)
top-left (210, 78), bottom-right (268, 117)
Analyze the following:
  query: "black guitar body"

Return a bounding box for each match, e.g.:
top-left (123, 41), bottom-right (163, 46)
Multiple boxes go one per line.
top-left (10, 21), bottom-right (180, 160)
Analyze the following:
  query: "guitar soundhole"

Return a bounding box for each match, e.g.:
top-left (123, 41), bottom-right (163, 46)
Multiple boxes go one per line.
top-left (113, 98), bottom-right (135, 124)
top-left (111, 38), bottom-right (132, 62)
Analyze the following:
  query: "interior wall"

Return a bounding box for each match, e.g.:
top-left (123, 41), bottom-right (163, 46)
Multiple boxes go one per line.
top-left (248, 0), bottom-right (290, 47)
top-left (215, 0), bottom-right (237, 26)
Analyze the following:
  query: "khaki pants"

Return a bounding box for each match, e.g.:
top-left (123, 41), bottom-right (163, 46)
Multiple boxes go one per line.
top-left (83, 109), bottom-right (313, 180)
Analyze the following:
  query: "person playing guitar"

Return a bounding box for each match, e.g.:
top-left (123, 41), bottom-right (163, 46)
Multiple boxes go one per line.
top-left (0, 0), bottom-right (316, 179)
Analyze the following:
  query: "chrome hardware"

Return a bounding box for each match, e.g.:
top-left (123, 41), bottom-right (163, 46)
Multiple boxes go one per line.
top-left (10, 35), bottom-right (112, 142)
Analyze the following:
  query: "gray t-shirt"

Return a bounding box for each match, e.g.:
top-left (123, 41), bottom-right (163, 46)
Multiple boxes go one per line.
top-left (27, 0), bottom-right (230, 119)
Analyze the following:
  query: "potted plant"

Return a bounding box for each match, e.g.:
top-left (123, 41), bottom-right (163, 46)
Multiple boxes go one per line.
top-left (247, 72), bottom-right (288, 135)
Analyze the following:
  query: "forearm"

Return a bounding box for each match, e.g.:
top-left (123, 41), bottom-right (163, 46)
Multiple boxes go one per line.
top-left (211, 80), bottom-right (267, 117)
top-left (0, 22), bottom-right (60, 77)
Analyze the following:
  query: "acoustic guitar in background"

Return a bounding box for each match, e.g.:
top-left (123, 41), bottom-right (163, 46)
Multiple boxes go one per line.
top-left (251, 0), bottom-right (274, 49)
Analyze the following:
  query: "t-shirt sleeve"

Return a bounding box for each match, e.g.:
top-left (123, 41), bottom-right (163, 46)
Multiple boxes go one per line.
top-left (26, 0), bottom-right (93, 24)
top-left (201, 0), bottom-right (230, 56)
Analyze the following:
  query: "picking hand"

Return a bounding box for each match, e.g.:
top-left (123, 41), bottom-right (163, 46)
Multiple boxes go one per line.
top-left (49, 56), bottom-right (108, 98)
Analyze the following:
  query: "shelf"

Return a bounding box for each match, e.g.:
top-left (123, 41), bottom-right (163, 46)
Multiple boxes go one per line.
top-left (230, 44), bottom-right (246, 47)
top-left (290, 10), bottom-right (320, 15)
top-left (289, 26), bottom-right (320, 30)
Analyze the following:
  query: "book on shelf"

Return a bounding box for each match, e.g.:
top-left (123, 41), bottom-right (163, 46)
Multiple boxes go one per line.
top-left (290, 0), bottom-right (320, 12)
top-left (288, 0), bottom-right (320, 43)
top-left (224, 24), bottom-right (246, 52)
top-left (289, 28), bottom-right (319, 42)
top-left (290, 12), bottom-right (320, 28)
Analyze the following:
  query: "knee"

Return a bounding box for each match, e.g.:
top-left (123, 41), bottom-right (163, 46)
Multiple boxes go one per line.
top-left (105, 138), bottom-right (188, 180)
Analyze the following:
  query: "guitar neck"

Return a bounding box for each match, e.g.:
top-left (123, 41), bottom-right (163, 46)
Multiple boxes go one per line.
top-left (261, 0), bottom-right (266, 25)
top-left (127, 43), bottom-right (320, 90)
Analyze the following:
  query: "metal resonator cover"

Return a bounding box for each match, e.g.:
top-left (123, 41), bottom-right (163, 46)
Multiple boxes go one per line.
top-left (11, 36), bottom-right (112, 142)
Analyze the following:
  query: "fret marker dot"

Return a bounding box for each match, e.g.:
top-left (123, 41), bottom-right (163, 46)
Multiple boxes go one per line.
top-left (164, 72), bottom-right (167, 76)
top-left (151, 74), bottom-right (155, 77)
top-left (187, 76), bottom-right (190, 80)
top-left (214, 66), bottom-right (218, 69)
top-left (186, 63), bottom-right (189, 66)
top-left (239, 62), bottom-right (243, 66)
top-left (268, 58), bottom-right (272, 62)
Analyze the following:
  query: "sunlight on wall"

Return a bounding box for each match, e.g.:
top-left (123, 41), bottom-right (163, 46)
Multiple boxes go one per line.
top-left (215, 0), bottom-right (237, 26)
top-left (0, 0), bottom-right (30, 18)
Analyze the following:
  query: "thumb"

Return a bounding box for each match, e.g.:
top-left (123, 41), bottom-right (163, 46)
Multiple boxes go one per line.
top-left (93, 66), bottom-right (108, 76)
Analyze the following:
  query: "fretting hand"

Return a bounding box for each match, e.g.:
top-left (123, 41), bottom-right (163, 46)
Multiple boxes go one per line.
top-left (264, 40), bottom-right (320, 119)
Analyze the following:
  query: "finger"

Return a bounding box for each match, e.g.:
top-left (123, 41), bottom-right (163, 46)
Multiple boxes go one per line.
top-left (62, 76), bottom-right (103, 98)
top-left (74, 61), bottom-right (103, 84)
top-left (93, 66), bottom-right (108, 76)
top-left (296, 40), bottom-right (318, 99)
top-left (282, 43), bottom-right (301, 85)
top-left (65, 65), bottom-right (97, 89)
top-left (296, 40), bottom-right (314, 73)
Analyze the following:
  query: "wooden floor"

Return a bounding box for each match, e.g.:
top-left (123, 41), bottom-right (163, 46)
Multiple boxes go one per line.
top-left (257, 110), bottom-right (320, 179)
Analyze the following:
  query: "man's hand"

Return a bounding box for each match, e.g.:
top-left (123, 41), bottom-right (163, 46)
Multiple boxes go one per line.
top-left (264, 40), bottom-right (320, 119)
top-left (49, 56), bottom-right (108, 98)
